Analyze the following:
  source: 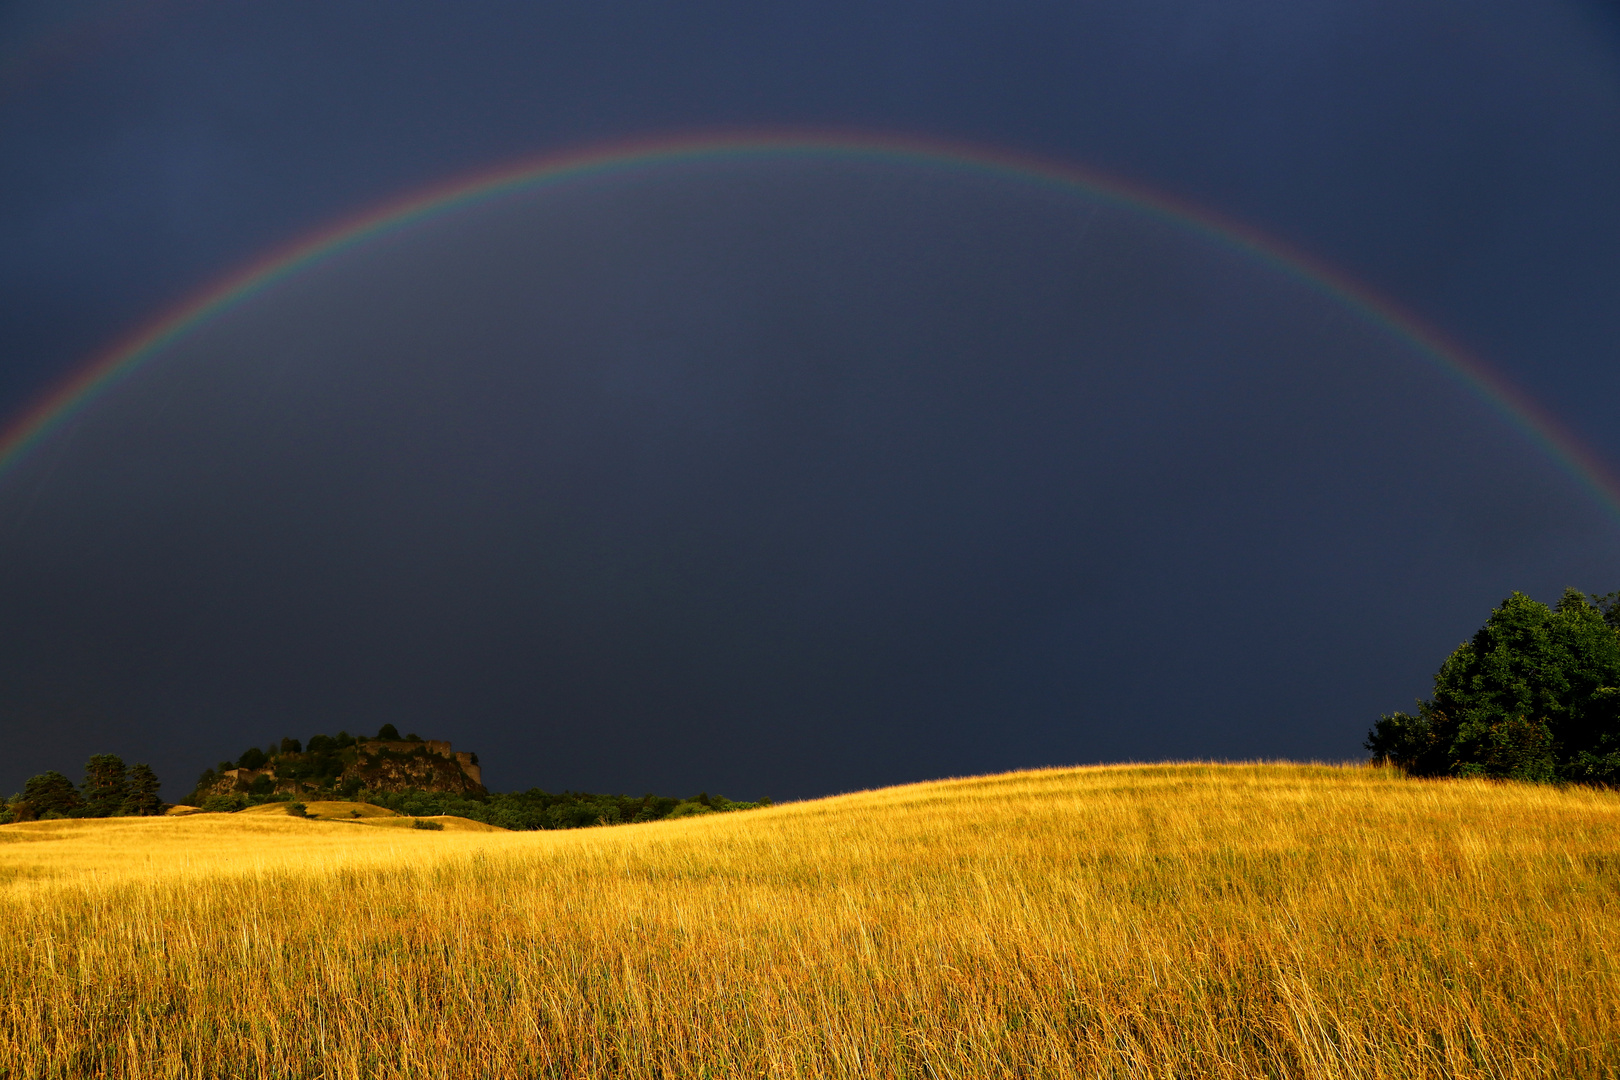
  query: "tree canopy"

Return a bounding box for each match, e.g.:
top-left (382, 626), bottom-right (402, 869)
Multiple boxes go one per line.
top-left (1367, 588), bottom-right (1620, 783)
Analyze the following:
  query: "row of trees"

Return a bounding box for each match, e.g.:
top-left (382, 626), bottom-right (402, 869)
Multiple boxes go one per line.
top-left (1368, 588), bottom-right (1620, 784)
top-left (360, 788), bottom-right (768, 830)
top-left (2, 755), bottom-right (164, 823)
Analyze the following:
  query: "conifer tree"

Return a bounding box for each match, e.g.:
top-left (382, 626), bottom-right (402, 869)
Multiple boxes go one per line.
top-left (22, 771), bottom-right (83, 818)
top-left (81, 754), bottom-right (129, 817)
top-left (124, 763), bottom-right (163, 815)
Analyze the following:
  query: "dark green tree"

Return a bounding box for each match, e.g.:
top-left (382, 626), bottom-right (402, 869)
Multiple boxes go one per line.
top-left (81, 754), bottom-right (129, 817)
top-left (125, 763), bottom-right (163, 815)
top-left (23, 771), bottom-right (84, 817)
top-left (377, 723), bottom-right (401, 741)
top-left (237, 747), bottom-right (268, 770)
top-left (279, 737), bottom-right (302, 755)
top-left (1368, 589), bottom-right (1620, 783)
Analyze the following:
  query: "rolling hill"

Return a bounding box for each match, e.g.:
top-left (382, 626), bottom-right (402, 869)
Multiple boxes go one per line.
top-left (2, 762), bottom-right (1617, 1077)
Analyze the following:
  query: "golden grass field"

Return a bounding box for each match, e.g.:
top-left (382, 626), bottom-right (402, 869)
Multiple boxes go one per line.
top-left (1, 762), bottom-right (1617, 1079)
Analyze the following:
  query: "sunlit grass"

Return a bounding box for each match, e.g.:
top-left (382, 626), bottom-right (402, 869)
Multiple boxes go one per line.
top-left (2, 762), bottom-right (1616, 1077)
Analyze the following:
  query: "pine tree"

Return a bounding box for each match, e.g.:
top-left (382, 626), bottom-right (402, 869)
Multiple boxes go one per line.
top-left (81, 754), bottom-right (129, 817)
top-left (21, 771), bottom-right (83, 818)
top-left (124, 763), bottom-right (163, 815)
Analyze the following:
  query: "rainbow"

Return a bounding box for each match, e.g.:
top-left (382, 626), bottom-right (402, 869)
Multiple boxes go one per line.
top-left (4, 129), bottom-right (1618, 521)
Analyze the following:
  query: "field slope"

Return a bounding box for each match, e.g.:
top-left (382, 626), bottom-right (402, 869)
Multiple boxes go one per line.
top-left (2, 762), bottom-right (1617, 1078)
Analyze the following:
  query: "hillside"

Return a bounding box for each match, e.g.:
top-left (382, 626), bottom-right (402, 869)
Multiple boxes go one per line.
top-left (3, 763), bottom-right (1618, 1077)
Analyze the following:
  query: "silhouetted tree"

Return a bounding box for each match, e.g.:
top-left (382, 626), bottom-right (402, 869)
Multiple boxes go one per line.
top-left (1369, 589), bottom-right (1620, 783)
top-left (279, 737), bottom-right (302, 755)
top-left (23, 771), bottom-right (83, 818)
top-left (81, 754), bottom-right (129, 817)
top-left (377, 723), bottom-right (401, 741)
top-left (125, 763), bottom-right (163, 815)
top-left (237, 747), bottom-right (268, 770)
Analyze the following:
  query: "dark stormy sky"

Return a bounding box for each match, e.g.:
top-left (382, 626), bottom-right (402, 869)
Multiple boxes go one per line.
top-left (1, 1), bottom-right (1618, 801)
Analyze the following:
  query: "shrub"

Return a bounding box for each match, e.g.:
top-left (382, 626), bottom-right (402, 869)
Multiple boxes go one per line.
top-left (412, 818), bottom-right (444, 830)
top-left (287, 802), bottom-right (308, 818)
top-left (201, 793), bottom-right (247, 813)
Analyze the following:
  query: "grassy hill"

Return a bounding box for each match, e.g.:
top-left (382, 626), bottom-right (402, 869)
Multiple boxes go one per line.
top-left (2, 762), bottom-right (1617, 1077)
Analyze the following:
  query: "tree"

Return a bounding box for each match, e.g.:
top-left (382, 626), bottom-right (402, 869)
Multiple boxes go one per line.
top-left (125, 763), bottom-right (163, 815)
top-left (237, 747), bottom-right (268, 771)
top-left (22, 771), bottom-right (83, 818)
top-left (377, 724), bottom-right (401, 741)
top-left (81, 754), bottom-right (129, 817)
top-left (1368, 589), bottom-right (1620, 783)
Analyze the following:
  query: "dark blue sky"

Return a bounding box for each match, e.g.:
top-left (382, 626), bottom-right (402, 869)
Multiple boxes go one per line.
top-left (1, 1), bottom-right (1617, 800)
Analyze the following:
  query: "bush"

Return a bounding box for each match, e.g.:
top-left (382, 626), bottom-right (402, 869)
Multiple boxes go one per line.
top-left (412, 818), bottom-right (444, 830)
top-left (287, 802), bottom-right (308, 818)
top-left (1369, 588), bottom-right (1620, 783)
top-left (202, 793), bottom-right (248, 813)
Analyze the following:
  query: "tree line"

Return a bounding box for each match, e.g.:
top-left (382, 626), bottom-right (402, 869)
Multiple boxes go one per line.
top-left (2, 755), bottom-right (164, 823)
top-left (1369, 588), bottom-right (1620, 784)
top-left (359, 788), bottom-right (767, 830)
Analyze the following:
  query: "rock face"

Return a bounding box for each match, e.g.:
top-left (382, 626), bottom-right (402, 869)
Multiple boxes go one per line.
top-left (349, 741), bottom-right (484, 793)
top-left (201, 739), bottom-right (485, 799)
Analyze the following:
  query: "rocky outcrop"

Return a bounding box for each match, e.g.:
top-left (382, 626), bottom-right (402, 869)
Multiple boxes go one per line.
top-left (199, 738), bottom-right (484, 799)
top-left (346, 741), bottom-right (484, 793)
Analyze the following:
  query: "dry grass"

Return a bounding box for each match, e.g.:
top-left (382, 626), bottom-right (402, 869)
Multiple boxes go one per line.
top-left (1, 761), bottom-right (1616, 1078)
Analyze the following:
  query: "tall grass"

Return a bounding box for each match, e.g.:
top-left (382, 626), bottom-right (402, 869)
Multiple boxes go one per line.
top-left (1, 762), bottom-right (1616, 1078)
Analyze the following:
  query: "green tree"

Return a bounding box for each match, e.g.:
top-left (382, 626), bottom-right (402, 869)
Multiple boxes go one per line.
top-left (125, 763), bottom-right (163, 815)
top-left (377, 723), bottom-right (401, 741)
top-left (81, 754), bottom-right (129, 817)
top-left (22, 771), bottom-right (84, 818)
top-left (1368, 589), bottom-right (1620, 783)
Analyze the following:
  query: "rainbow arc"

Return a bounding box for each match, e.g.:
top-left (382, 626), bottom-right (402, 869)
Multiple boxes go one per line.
top-left (3, 130), bottom-right (1616, 521)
